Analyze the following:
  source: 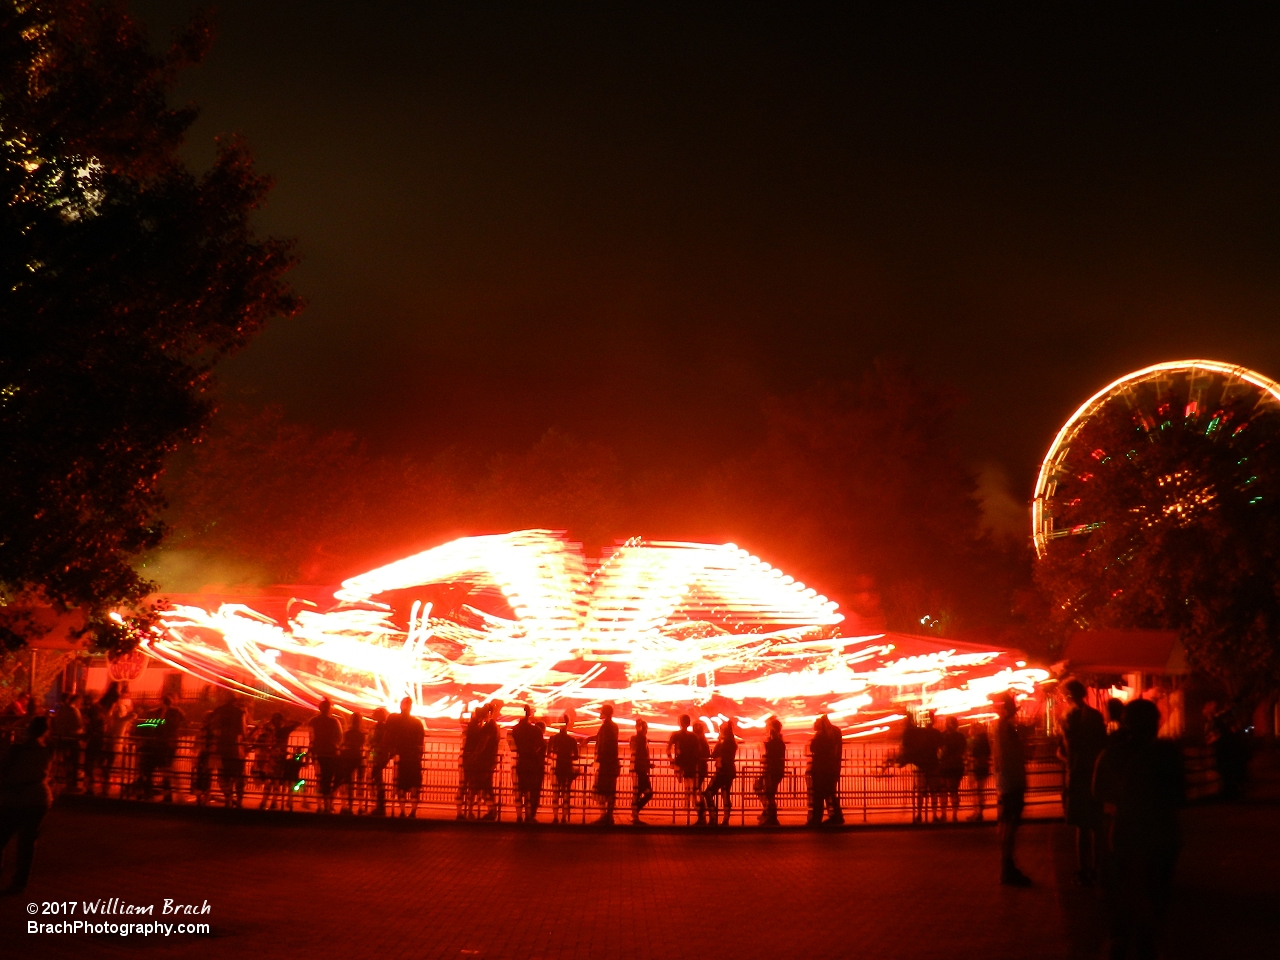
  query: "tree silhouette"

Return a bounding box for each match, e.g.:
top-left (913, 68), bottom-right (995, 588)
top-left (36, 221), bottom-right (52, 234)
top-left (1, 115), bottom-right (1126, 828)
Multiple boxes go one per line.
top-left (0, 2), bottom-right (300, 648)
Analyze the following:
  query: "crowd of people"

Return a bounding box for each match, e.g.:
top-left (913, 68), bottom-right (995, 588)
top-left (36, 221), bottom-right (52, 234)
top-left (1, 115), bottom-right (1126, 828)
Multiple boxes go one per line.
top-left (6, 684), bottom-right (1022, 832)
top-left (2, 677), bottom-right (1188, 956)
top-left (1056, 680), bottom-right (1185, 958)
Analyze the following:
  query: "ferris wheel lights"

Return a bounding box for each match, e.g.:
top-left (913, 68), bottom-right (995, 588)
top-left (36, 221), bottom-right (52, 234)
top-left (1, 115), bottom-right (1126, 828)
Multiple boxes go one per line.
top-left (1033, 359), bottom-right (1280, 556)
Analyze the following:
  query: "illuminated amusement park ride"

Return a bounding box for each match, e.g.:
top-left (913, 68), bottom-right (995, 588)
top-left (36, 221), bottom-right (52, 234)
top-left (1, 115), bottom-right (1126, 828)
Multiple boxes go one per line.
top-left (1032, 359), bottom-right (1280, 558)
top-left (146, 531), bottom-right (1045, 733)
top-left (140, 358), bottom-right (1280, 734)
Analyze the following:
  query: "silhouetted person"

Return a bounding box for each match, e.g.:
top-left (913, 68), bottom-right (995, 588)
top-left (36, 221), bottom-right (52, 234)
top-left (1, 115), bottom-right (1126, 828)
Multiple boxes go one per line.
top-left (703, 718), bottom-right (738, 825)
top-left (107, 690), bottom-right (135, 787)
top-left (1058, 679), bottom-right (1107, 884)
top-left (898, 713), bottom-right (923, 822)
top-left (668, 714), bottom-right (701, 823)
top-left (549, 715), bottom-right (579, 824)
top-left (137, 695), bottom-right (185, 803)
top-left (50, 693), bottom-right (82, 793)
top-left (967, 721), bottom-right (991, 821)
top-left (938, 716), bottom-right (966, 822)
top-left (755, 716), bottom-right (785, 825)
top-left (192, 715), bottom-right (215, 807)
top-left (1094, 698), bottom-right (1183, 960)
top-left (82, 698), bottom-right (109, 797)
top-left (691, 719), bottom-right (711, 825)
top-left (0, 716), bottom-right (53, 894)
top-left (1206, 704), bottom-right (1248, 801)
top-left (475, 699), bottom-right (502, 820)
top-left (368, 706), bottom-right (390, 816)
top-left (133, 703), bottom-right (164, 800)
top-left (591, 703), bottom-right (620, 824)
top-left (209, 692), bottom-right (247, 807)
top-left (919, 710), bottom-right (945, 822)
top-left (340, 711), bottom-right (365, 814)
top-left (308, 698), bottom-right (343, 813)
top-left (820, 715), bottom-right (844, 824)
top-left (459, 703), bottom-right (486, 820)
top-left (385, 697), bottom-right (425, 817)
top-left (995, 694), bottom-right (1031, 886)
top-left (257, 712), bottom-right (299, 810)
top-left (629, 717), bottom-right (654, 824)
top-left (510, 704), bottom-right (547, 823)
top-left (807, 717), bottom-right (826, 825)
top-left (807, 716), bottom-right (843, 825)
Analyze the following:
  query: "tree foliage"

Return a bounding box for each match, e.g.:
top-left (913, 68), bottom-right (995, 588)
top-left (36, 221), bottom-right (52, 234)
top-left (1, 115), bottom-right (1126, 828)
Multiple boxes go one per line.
top-left (700, 361), bottom-right (1030, 636)
top-left (0, 1), bottom-right (300, 646)
top-left (1035, 386), bottom-right (1280, 707)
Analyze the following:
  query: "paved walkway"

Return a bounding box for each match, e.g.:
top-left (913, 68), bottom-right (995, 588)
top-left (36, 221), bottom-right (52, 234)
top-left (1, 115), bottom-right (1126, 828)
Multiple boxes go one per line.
top-left (4, 799), bottom-right (1276, 959)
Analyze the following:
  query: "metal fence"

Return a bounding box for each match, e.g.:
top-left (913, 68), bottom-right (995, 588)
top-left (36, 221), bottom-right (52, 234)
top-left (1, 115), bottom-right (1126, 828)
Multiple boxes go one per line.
top-left (19, 723), bottom-right (1067, 825)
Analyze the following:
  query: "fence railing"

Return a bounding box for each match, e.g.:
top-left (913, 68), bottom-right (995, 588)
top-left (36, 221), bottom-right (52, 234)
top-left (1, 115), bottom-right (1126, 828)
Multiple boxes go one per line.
top-left (14, 723), bottom-right (1068, 825)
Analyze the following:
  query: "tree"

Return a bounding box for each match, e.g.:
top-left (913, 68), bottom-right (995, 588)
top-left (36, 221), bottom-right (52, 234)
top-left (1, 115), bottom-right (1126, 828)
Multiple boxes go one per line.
top-left (700, 361), bottom-right (1029, 637)
top-left (0, 2), bottom-right (300, 649)
top-left (1034, 388), bottom-right (1280, 710)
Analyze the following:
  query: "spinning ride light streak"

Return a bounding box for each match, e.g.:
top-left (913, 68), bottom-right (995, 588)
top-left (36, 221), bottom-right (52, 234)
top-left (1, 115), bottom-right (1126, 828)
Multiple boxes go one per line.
top-left (149, 531), bottom-right (1046, 730)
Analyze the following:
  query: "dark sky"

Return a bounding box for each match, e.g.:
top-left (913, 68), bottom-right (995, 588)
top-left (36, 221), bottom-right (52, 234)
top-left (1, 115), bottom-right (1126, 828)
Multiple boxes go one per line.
top-left (137, 3), bottom-right (1280, 532)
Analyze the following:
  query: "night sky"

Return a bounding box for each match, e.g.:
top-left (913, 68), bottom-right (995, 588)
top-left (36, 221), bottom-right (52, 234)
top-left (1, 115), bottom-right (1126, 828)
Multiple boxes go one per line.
top-left (137, 3), bottom-right (1280, 534)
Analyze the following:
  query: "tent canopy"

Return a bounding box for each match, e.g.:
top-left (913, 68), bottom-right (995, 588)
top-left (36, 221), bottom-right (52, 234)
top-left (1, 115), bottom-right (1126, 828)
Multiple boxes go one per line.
top-left (1062, 629), bottom-right (1187, 675)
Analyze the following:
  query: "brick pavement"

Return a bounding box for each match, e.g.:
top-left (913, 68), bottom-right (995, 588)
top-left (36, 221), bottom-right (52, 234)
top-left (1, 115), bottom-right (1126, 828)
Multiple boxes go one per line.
top-left (3, 800), bottom-right (1276, 960)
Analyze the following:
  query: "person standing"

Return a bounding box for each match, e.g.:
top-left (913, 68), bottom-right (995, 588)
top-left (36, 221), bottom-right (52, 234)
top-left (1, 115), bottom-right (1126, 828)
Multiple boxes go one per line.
top-left (1093, 698), bottom-right (1183, 959)
top-left (821, 716), bottom-right (845, 824)
top-left (385, 697), bottom-right (425, 818)
top-left (548, 715), bottom-right (579, 824)
top-left (192, 715), bottom-right (216, 808)
top-left (994, 694), bottom-right (1031, 886)
top-left (919, 711), bottom-right (945, 823)
top-left (0, 716), bottom-right (54, 894)
top-left (691, 719), bottom-right (712, 825)
top-left (256, 712), bottom-right (299, 810)
top-left (474, 700), bottom-right (502, 821)
top-left (107, 689), bottom-right (136, 788)
top-left (82, 698), bottom-right (109, 798)
top-left (967, 721), bottom-right (992, 822)
top-left (510, 704), bottom-right (547, 823)
top-left (629, 717), bottom-right (654, 824)
top-left (50, 693), bottom-right (83, 794)
top-left (340, 711), bottom-right (366, 814)
top-left (806, 717), bottom-right (835, 826)
top-left (938, 716), bottom-right (967, 823)
top-left (458, 704), bottom-right (486, 820)
top-left (668, 714), bottom-right (701, 824)
top-left (1058, 679), bottom-right (1108, 885)
top-left (756, 716), bottom-right (786, 825)
top-left (703, 718), bottom-right (739, 825)
top-left (156, 695), bottom-right (185, 803)
top-left (308, 699), bottom-right (343, 813)
top-left (591, 704), bottom-right (620, 824)
top-left (368, 706), bottom-right (390, 816)
top-left (210, 692), bottom-right (247, 808)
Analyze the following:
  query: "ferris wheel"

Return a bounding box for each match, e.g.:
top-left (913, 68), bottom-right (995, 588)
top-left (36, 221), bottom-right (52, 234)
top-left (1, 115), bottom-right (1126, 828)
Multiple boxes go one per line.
top-left (1032, 359), bottom-right (1280, 557)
